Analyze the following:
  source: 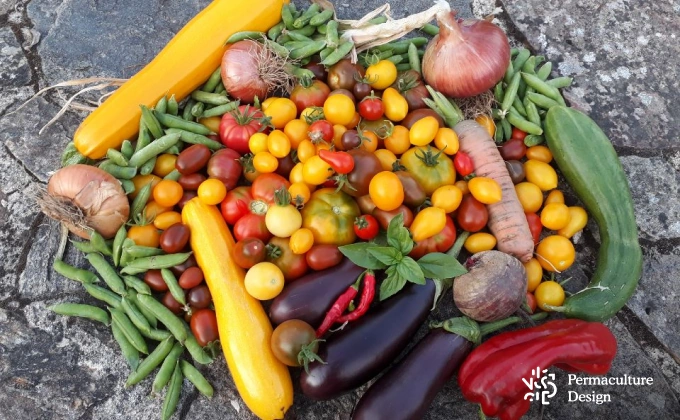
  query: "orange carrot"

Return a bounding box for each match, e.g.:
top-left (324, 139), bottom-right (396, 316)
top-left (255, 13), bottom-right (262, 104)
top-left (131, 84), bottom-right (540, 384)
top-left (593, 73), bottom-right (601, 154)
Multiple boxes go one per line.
top-left (454, 120), bottom-right (534, 262)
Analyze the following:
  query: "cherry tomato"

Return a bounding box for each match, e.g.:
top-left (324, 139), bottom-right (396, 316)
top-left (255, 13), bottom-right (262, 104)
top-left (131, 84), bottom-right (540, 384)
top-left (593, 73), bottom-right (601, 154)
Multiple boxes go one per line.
top-left (144, 269), bottom-right (168, 292)
top-left (323, 95), bottom-right (355, 126)
top-left (127, 224), bottom-right (160, 248)
top-left (511, 127), bottom-right (527, 141)
top-left (220, 105), bottom-right (265, 154)
top-left (557, 207), bottom-right (588, 239)
top-left (540, 203), bottom-right (571, 230)
top-left (289, 182), bottom-right (311, 206)
top-left (369, 171), bottom-right (404, 211)
top-left (178, 266), bottom-right (204, 289)
top-left (384, 125), bottom-right (411, 155)
top-left (454, 180), bottom-right (469, 195)
top-left (409, 215), bottom-right (456, 259)
top-left (153, 154), bottom-right (178, 177)
top-left (327, 59), bottom-right (365, 91)
top-left (409, 116), bottom-right (439, 146)
top-left (159, 223), bottom-right (190, 253)
top-left (526, 145), bottom-right (553, 163)
top-left (332, 124), bottom-right (347, 150)
top-left (410, 207), bottom-right (447, 242)
top-left (544, 190), bottom-right (565, 206)
top-left (374, 149), bottom-right (398, 171)
top-left (220, 186), bottom-right (253, 225)
top-left (358, 95), bottom-right (384, 121)
top-left (275, 153), bottom-right (296, 179)
top-left (345, 111), bottom-right (361, 130)
top-left (251, 173), bottom-right (291, 206)
top-left (499, 138), bottom-right (527, 161)
top-left (289, 228), bottom-right (315, 255)
top-left (303, 62), bottom-right (327, 82)
top-left (190, 308), bottom-right (218, 346)
top-left (344, 149), bottom-right (383, 197)
top-left (525, 292), bottom-right (537, 313)
top-left (373, 205), bottom-right (414, 231)
top-left (341, 130), bottom-right (362, 150)
top-left (456, 194), bottom-right (488, 232)
top-left (515, 182), bottom-right (544, 213)
top-left (266, 236), bottom-right (308, 281)
top-left (523, 258), bottom-right (543, 293)
top-left (270, 319), bottom-right (318, 367)
top-left (253, 151), bottom-right (279, 173)
top-left (453, 151), bottom-right (474, 177)
top-left (464, 232), bottom-right (497, 253)
top-left (306, 244), bottom-right (343, 270)
top-left (290, 79), bottom-right (331, 114)
top-left (187, 285), bottom-right (212, 309)
top-left (176, 144), bottom-right (211, 175)
top-left (353, 81), bottom-right (372, 102)
top-left (354, 215), bottom-right (379, 241)
top-left (303, 155), bottom-right (333, 186)
top-left (366, 59), bottom-right (398, 90)
top-left (207, 148), bottom-right (242, 191)
top-left (197, 178), bottom-right (227, 205)
top-left (318, 149), bottom-right (355, 174)
top-left (358, 130), bottom-right (379, 153)
top-left (524, 159), bottom-right (558, 191)
top-left (198, 116), bottom-right (222, 134)
top-left (431, 185), bottom-right (463, 213)
top-left (245, 262), bottom-right (285, 300)
top-left (170, 254), bottom-right (197, 277)
top-left (162, 291), bottom-right (183, 315)
top-left (283, 119), bottom-right (310, 149)
top-left (153, 211), bottom-right (182, 230)
top-left (130, 174), bottom-right (161, 199)
top-left (535, 280), bottom-right (565, 311)
top-left (308, 119), bottom-right (334, 143)
top-left (525, 212), bottom-right (543, 245)
top-left (153, 180), bottom-right (183, 207)
top-left (264, 97), bottom-right (297, 129)
top-left (468, 177), bottom-right (502, 205)
top-left (536, 235), bottom-right (575, 272)
top-left (178, 173), bottom-right (206, 191)
top-left (145, 200), bottom-right (172, 220)
top-left (401, 109), bottom-right (444, 129)
top-left (234, 214), bottom-right (271, 242)
top-left (434, 128), bottom-right (459, 155)
top-left (233, 237), bottom-right (266, 269)
top-left (389, 70), bottom-right (430, 110)
top-left (356, 194), bottom-right (377, 215)
top-left (266, 130), bottom-right (291, 158)
top-left (505, 160), bottom-right (526, 184)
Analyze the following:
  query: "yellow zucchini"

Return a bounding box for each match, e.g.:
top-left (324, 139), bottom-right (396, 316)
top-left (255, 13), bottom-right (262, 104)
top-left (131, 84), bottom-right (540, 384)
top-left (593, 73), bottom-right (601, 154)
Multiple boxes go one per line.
top-left (74, 0), bottom-right (287, 159)
top-left (182, 198), bottom-right (293, 419)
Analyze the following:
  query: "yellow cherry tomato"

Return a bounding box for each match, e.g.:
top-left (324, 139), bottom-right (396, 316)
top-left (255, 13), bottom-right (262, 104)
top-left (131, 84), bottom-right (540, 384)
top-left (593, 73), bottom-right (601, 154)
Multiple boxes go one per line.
top-left (524, 159), bottom-right (558, 191)
top-left (302, 155), bottom-right (333, 185)
top-left (144, 201), bottom-right (172, 220)
top-left (153, 154), bottom-right (177, 178)
top-left (409, 116), bottom-right (439, 146)
top-left (468, 177), bottom-right (503, 205)
top-left (464, 232), bottom-right (497, 253)
top-left (323, 95), bottom-right (355, 126)
top-left (474, 114), bottom-right (496, 137)
top-left (198, 116), bottom-right (221, 134)
top-left (384, 125), bottom-right (410, 154)
top-left (374, 149), bottom-right (398, 171)
top-left (289, 162), bottom-right (306, 185)
top-left (153, 180), bottom-right (183, 207)
top-left (366, 60), bottom-right (398, 90)
top-left (267, 130), bottom-right (291, 158)
top-left (266, 203), bottom-right (302, 238)
top-left (544, 189), bottom-right (565, 205)
top-left (197, 178), bottom-right (227, 205)
top-left (127, 224), bottom-right (160, 248)
top-left (382, 88), bottom-right (408, 122)
top-left (153, 211), bottom-right (182, 230)
top-left (523, 258), bottom-right (543, 292)
top-left (535, 280), bottom-right (565, 311)
top-left (261, 97), bottom-right (277, 112)
top-left (249, 132), bottom-right (269, 154)
top-left (455, 180), bottom-right (469, 195)
top-left (300, 106), bottom-right (324, 122)
top-left (434, 127), bottom-right (459, 155)
top-left (244, 262), bottom-right (285, 300)
top-left (297, 140), bottom-right (316, 164)
top-left (526, 145), bottom-right (553, 163)
top-left (289, 228), bottom-right (314, 254)
top-left (283, 118), bottom-right (309, 149)
top-left (558, 206), bottom-right (588, 239)
top-left (515, 182), bottom-right (544, 213)
top-left (264, 97), bottom-right (297, 129)
top-left (410, 207), bottom-right (447, 242)
top-left (332, 124), bottom-right (347, 149)
top-left (536, 235), bottom-right (575, 272)
top-left (431, 185), bottom-right (463, 213)
top-left (243, 166), bottom-right (261, 183)
top-left (359, 131), bottom-right (379, 153)
top-left (253, 151), bottom-right (279, 173)
top-left (289, 182), bottom-right (311, 206)
top-left (369, 171), bottom-right (404, 211)
top-left (540, 203), bottom-right (571, 230)
top-left (130, 174), bottom-right (161, 199)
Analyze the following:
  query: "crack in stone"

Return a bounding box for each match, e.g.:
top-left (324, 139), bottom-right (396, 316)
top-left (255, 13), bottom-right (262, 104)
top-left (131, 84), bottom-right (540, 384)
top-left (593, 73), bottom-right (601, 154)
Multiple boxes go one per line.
top-left (3, 0), bottom-right (44, 93)
top-left (2, 143), bottom-right (45, 184)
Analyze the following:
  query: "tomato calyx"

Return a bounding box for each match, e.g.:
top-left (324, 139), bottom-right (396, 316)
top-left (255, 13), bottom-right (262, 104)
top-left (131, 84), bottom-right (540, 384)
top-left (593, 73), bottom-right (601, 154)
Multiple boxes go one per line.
top-left (273, 187), bottom-right (292, 207)
top-left (302, 107), bottom-right (325, 124)
top-left (298, 76), bottom-right (314, 89)
top-left (415, 146), bottom-right (445, 168)
top-left (391, 159), bottom-right (406, 172)
top-left (266, 243), bottom-right (282, 259)
top-left (354, 216), bottom-right (369, 230)
top-left (249, 199), bottom-right (268, 215)
top-left (297, 338), bottom-right (326, 374)
top-left (240, 153), bottom-right (256, 174)
top-left (330, 174), bottom-right (356, 193)
top-left (395, 71), bottom-right (420, 92)
top-left (229, 104), bottom-right (270, 130)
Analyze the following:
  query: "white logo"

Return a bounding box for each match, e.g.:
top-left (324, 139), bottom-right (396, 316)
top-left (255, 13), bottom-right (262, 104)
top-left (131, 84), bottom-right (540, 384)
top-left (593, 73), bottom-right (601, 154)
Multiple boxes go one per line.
top-left (522, 367), bottom-right (557, 405)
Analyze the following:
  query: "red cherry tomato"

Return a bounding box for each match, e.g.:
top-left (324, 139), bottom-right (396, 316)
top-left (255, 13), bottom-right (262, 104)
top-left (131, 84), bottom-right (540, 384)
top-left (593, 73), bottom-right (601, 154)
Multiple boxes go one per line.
top-left (220, 186), bottom-right (253, 225)
top-left (190, 308), bottom-right (219, 346)
top-left (499, 138), bottom-right (527, 161)
top-left (525, 212), bottom-right (542, 245)
top-left (358, 95), bottom-right (385, 121)
top-left (353, 214), bottom-right (379, 240)
top-left (232, 238), bottom-right (267, 269)
top-left (178, 267), bottom-right (204, 289)
top-left (290, 79), bottom-right (331, 114)
top-left (318, 149), bottom-right (355, 174)
top-left (453, 151), bottom-right (474, 177)
top-left (305, 245), bottom-right (343, 271)
top-left (233, 214), bottom-right (271, 243)
top-left (511, 127), bottom-right (528, 141)
top-left (251, 173), bottom-right (291, 206)
top-left (308, 119), bottom-right (334, 143)
top-left (456, 194), bottom-right (488, 232)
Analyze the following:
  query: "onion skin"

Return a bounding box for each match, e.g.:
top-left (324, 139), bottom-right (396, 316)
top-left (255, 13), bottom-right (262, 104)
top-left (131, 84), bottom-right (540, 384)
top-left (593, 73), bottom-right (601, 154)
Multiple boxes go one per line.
top-left (45, 164), bottom-right (129, 239)
top-left (221, 40), bottom-right (269, 103)
top-left (453, 250), bottom-right (527, 321)
top-left (422, 12), bottom-right (510, 98)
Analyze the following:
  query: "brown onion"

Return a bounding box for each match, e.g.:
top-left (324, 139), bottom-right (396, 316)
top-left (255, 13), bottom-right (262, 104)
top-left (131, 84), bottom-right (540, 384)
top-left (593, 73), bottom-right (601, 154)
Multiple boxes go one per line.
top-left (39, 164), bottom-right (129, 239)
top-left (422, 12), bottom-right (510, 98)
top-left (453, 250), bottom-right (527, 322)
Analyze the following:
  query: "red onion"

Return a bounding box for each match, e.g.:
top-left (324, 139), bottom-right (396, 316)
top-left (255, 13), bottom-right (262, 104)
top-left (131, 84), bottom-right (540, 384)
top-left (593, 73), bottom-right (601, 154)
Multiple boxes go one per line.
top-left (422, 12), bottom-right (510, 98)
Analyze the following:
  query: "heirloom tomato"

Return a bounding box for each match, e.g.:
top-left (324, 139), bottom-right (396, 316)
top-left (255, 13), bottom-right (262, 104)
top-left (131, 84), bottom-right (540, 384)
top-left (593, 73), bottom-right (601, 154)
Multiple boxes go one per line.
top-left (400, 146), bottom-right (456, 195)
top-left (232, 237), bottom-right (266, 269)
top-left (220, 186), bottom-right (253, 225)
top-left (290, 78), bottom-right (331, 114)
top-left (343, 149), bottom-right (383, 197)
top-left (219, 105), bottom-right (265, 155)
top-left (266, 236), bottom-right (308, 281)
top-left (301, 188), bottom-right (361, 246)
top-left (207, 148), bottom-right (242, 190)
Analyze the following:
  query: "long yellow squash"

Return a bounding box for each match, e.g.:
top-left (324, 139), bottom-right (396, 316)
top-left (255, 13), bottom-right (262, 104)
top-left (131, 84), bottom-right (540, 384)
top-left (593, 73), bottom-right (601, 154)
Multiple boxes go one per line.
top-left (74, 0), bottom-right (286, 159)
top-left (182, 198), bottom-right (293, 420)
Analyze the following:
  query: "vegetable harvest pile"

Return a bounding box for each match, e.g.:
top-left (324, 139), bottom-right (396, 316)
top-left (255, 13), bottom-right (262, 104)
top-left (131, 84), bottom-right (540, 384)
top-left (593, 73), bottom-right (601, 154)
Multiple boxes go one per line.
top-left (37, 0), bottom-right (642, 419)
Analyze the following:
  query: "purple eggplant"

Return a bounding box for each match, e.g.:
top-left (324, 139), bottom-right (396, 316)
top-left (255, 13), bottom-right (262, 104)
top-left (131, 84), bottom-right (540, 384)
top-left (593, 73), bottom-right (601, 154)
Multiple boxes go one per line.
top-left (352, 328), bottom-right (472, 420)
top-left (300, 279), bottom-right (436, 400)
top-left (269, 258), bottom-right (363, 327)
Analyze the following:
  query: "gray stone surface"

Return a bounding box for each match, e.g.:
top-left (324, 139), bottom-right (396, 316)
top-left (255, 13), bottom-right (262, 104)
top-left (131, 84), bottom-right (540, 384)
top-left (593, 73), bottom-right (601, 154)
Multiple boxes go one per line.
top-left (1, 0), bottom-right (679, 420)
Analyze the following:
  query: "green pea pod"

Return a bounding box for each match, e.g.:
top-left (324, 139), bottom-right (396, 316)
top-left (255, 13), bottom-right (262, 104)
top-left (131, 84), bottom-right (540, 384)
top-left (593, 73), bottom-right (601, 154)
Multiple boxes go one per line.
top-left (524, 134), bottom-right (545, 147)
top-left (521, 72), bottom-right (566, 105)
top-left (507, 108), bottom-right (544, 135)
top-left (408, 42), bottom-right (421, 74)
top-left (138, 156), bottom-right (157, 176)
top-left (120, 140), bottom-right (134, 160)
top-left (143, 328), bottom-right (173, 342)
top-left (512, 49), bottom-right (530, 73)
top-left (167, 95), bottom-right (179, 116)
top-left (136, 124), bottom-right (151, 153)
top-left (131, 182), bottom-right (153, 221)
top-left (268, 40), bottom-right (291, 58)
top-left (368, 16), bottom-right (388, 25)
top-left (184, 330), bottom-right (214, 365)
top-left (126, 245), bottom-right (165, 259)
top-left (268, 21), bottom-right (285, 40)
top-left (121, 296), bottom-right (151, 334)
top-left (319, 46), bottom-right (334, 62)
top-left (85, 253), bottom-right (125, 294)
top-left (525, 100), bottom-right (542, 127)
top-left (395, 63), bottom-right (412, 72)
top-left (154, 96), bottom-right (168, 114)
top-left (153, 343), bottom-right (184, 394)
top-left (127, 291), bottom-right (157, 328)
top-left (536, 62), bottom-right (553, 81)
top-left (288, 25), bottom-right (317, 37)
top-left (119, 239), bottom-right (135, 268)
top-left (316, 23), bottom-right (328, 35)
top-left (163, 169), bottom-right (181, 181)
top-left (289, 40), bottom-right (327, 60)
top-left (546, 76), bottom-right (573, 88)
top-left (190, 90), bottom-right (230, 106)
top-left (140, 105), bottom-right (164, 139)
top-left (123, 275), bottom-right (151, 295)
top-left (49, 303), bottom-right (110, 325)
top-left (112, 225), bottom-right (127, 267)
top-left (182, 99), bottom-right (196, 121)
top-left (226, 31), bottom-right (265, 44)
top-left (180, 360), bottom-right (214, 398)
top-left (325, 20), bottom-right (339, 48)
top-left (281, 4), bottom-right (295, 30)
top-left (161, 363), bottom-right (183, 420)
top-left (155, 111), bottom-right (214, 136)
top-left (112, 320), bottom-right (140, 370)
top-left (526, 91), bottom-right (561, 110)
top-left (136, 294), bottom-right (187, 344)
top-left (310, 9), bottom-right (333, 26)
top-left (293, 4), bottom-right (320, 29)
top-left (503, 61), bottom-right (515, 84)
top-left (53, 259), bottom-right (98, 284)
top-left (61, 142), bottom-right (90, 167)
top-left (511, 48), bottom-right (519, 56)
top-left (165, 127), bottom-right (224, 150)
top-left (161, 269), bottom-right (186, 306)
top-left (83, 283), bottom-right (122, 308)
top-left (99, 160), bottom-right (137, 180)
top-left (125, 336), bottom-right (175, 387)
top-left (387, 55), bottom-right (403, 65)
top-left (493, 83), bottom-right (504, 103)
top-left (320, 41), bottom-right (354, 66)
top-left (128, 132), bottom-right (181, 168)
top-left (110, 307), bottom-right (149, 354)
top-left (107, 148), bottom-right (129, 167)
top-left (501, 71), bottom-right (521, 112)
top-left (512, 97), bottom-right (527, 117)
top-left (285, 31), bottom-right (312, 43)
top-left (521, 56), bottom-right (537, 74)
top-left (213, 83), bottom-right (226, 95)
top-left (120, 179), bottom-right (135, 195)
top-left (493, 120), bottom-right (505, 143)
top-left (421, 23), bottom-right (439, 36)
top-left (501, 117), bottom-right (513, 141)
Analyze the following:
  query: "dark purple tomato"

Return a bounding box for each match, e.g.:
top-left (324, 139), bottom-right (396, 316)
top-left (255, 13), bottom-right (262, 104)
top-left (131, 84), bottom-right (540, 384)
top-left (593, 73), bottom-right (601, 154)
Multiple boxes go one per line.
top-left (178, 266), bottom-right (204, 289)
top-left (190, 308), bottom-right (218, 346)
top-left (170, 254), bottom-right (197, 276)
top-left (144, 269), bottom-right (168, 292)
top-left (187, 285), bottom-right (212, 309)
top-left (176, 144), bottom-right (211, 175)
top-left (162, 291), bottom-right (183, 314)
top-left (178, 173), bottom-right (207, 191)
top-left (159, 223), bottom-right (190, 254)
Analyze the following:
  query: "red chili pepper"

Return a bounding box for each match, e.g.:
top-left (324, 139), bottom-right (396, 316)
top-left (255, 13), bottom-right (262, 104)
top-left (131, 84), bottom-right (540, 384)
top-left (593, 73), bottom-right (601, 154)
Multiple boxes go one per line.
top-left (315, 277), bottom-right (360, 337)
top-left (453, 151), bottom-right (474, 177)
top-left (337, 270), bottom-right (375, 323)
top-left (318, 149), bottom-right (355, 175)
top-left (458, 320), bottom-right (617, 420)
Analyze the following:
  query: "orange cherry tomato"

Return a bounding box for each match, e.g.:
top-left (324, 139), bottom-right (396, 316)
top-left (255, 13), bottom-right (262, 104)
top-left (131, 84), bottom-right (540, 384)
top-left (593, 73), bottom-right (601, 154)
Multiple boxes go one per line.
top-left (283, 119), bottom-right (309, 149)
top-left (153, 211), bottom-right (182, 230)
top-left (384, 125), bottom-right (411, 155)
top-left (153, 154), bottom-right (178, 178)
top-left (153, 180), bottom-right (183, 207)
top-left (127, 224), bottom-right (160, 248)
top-left (369, 171), bottom-right (404, 211)
top-left (359, 130), bottom-right (379, 153)
top-left (374, 149), bottom-right (398, 171)
top-left (197, 178), bottom-right (228, 205)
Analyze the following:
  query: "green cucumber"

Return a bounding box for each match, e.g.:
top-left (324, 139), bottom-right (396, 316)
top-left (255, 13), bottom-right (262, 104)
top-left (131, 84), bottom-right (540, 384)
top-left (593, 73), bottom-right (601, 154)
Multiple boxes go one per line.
top-left (544, 106), bottom-right (642, 321)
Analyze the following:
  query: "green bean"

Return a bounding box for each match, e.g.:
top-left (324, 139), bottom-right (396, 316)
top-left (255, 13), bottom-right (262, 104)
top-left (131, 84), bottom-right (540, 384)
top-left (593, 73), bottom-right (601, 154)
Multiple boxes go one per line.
top-left (136, 294), bottom-right (187, 344)
top-left (85, 253), bottom-right (126, 295)
top-left (507, 108), bottom-right (544, 135)
top-left (120, 140), bottom-right (134, 160)
top-left (163, 169), bottom-right (181, 181)
top-left (526, 91), bottom-right (562, 110)
top-left (512, 49), bottom-right (530, 74)
top-left (139, 156), bottom-right (156, 176)
top-left (83, 283), bottom-right (122, 308)
top-left (127, 291), bottom-right (157, 328)
top-left (163, 128), bottom-right (222, 151)
top-left (387, 55), bottom-right (403, 65)
top-left (290, 40), bottom-right (327, 60)
top-left (501, 71), bottom-right (521, 112)
top-left (128, 133), bottom-right (181, 168)
top-left (408, 42), bottom-right (421, 73)
top-left (512, 96), bottom-right (527, 117)
top-left (190, 90), bottom-right (230, 106)
top-left (120, 252), bottom-right (193, 275)
top-left (521, 56), bottom-right (536, 74)
top-left (154, 112), bottom-right (213, 136)
top-left (293, 4), bottom-right (320, 29)
top-left (136, 124), bottom-right (151, 153)
top-left (182, 99), bottom-right (196, 121)
top-left (125, 336), bottom-right (174, 387)
top-left (493, 120), bottom-right (505, 143)
top-left (161, 363), bottom-right (182, 420)
top-left (501, 117), bottom-right (513, 141)
top-left (325, 20), bottom-right (339, 47)
top-left (521, 72), bottom-right (565, 105)
top-left (316, 23), bottom-right (327, 35)
top-left (536, 62), bottom-right (552, 81)
top-left (310, 9), bottom-right (333, 26)
top-left (511, 48), bottom-right (519, 57)
top-left (285, 31), bottom-right (312, 43)
top-left (288, 25), bottom-right (316, 37)
top-left (53, 259), bottom-right (98, 284)
top-left (395, 63), bottom-right (412, 72)
top-left (110, 307), bottom-right (148, 354)
top-left (153, 343), bottom-right (184, 394)
top-left (493, 82), bottom-right (504, 103)
top-left (368, 16), bottom-right (388, 25)
top-left (112, 321), bottom-right (140, 370)
top-left (281, 4), bottom-right (295, 30)
top-left (421, 23), bottom-right (439, 36)
top-left (267, 40), bottom-right (290, 58)
top-left (180, 360), bottom-right (214, 398)
top-left (160, 269), bottom-right (186, 306)
top-left (49, 303), bottom-right (110, 325)
top-left (524, 134), bottom-right (545, 147)
top-left (268, 21), bottom-right (285, 40)
top-left (184, 330), bottom-right (214, 365)
top-left (105, 149), bottom-right (128, 167)
top-left (546, 76), bottom-right (573, 88)
top-left (525, 100), bottom-right (542, 126)
top-left (140, 105), bottom-right (164, 139)
top-left (121, 296), bottom-right (151, 333)
top-left (143, 328), bottom-right (173, 341)
top-left (155, 96), bottom-right (168, 114)
top-left (226, 31), bottom-right (265, 44)
top-left (321, 41), bottom-right (354, 66)
top-left (87, 230), bottom-right (112, 256)
top-left (99, 160), bottom-right (137, 180)
top-left (190, 102), bottom-right (205, 119)
top-left (503, 61), bottom-right (515, 84)
top-left (122, 275), bottom-right (151, 295)
top-left (165, 95), bottom-right (178, 116)
top-left (131, 182), bottom-right (153, 221)
top-left (112, 225), bottom-right (127, 267)
top-left (125, 245), bottom-right (165, 259)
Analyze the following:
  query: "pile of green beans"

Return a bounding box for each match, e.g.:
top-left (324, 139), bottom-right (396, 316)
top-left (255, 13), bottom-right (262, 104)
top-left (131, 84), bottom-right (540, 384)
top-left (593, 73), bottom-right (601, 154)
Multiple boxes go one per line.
top-left (492, 48), bottom-right (573, 145)
top-left (357, 37), bottom-right (428, 73)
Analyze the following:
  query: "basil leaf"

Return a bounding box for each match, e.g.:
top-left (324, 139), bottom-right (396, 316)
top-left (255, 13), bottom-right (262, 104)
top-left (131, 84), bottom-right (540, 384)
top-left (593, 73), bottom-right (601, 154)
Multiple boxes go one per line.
top-left (418, 252), bottom-right (467, 279)
top-left (386, 212), bottom-right (413, 255)
top-left (379, 265), bottom-right (408, 301)
top-left (371, 231), bottom-right (388, 246)
top-left (397, 256), bottom-right (425, 285)
top-left (368, 246), bottom-right (402, 266)
top-left (339, 243), bottom-right (387, 270)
